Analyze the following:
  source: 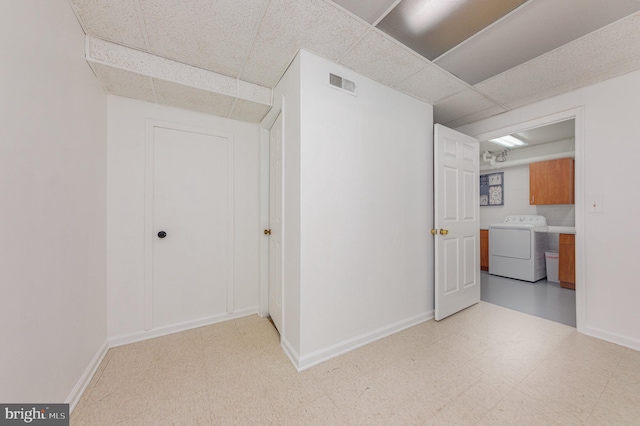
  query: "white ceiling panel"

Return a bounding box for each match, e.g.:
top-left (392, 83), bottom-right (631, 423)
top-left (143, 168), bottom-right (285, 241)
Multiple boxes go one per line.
top-left (153, 79), bottom-right (235, 117)
top-left (395, 63), bottom-right (468, 104)
top-left (230, 100), bottom-right (272, 123)
top-left (71, 0), bottom-right (640, 125)
top-left (340, 30), bottom-right (428, 88)
top-left (241, 0), bottom-right (369, 87)
top-left (89, 62), bottom-right (156, 103)
top-left (330, 0), bottom-right (398, 24)
top-left (69, 0), bottom-right (147, 50)
top-left (441, 104), bottom-right (508, 128)
top-left (475, 12), bottom-right (640, 109)
top-left (435, 0), bottom-right (640, 85)
top-left (433, 89), bottom-right (502, 124)
top-left (139, 0), bottom-right (267, 78)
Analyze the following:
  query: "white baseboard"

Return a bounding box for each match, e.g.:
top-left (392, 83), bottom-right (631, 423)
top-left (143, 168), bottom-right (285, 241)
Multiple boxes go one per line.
top-left (584, 325), bottom-right (640, 352)
top-left (66, 339), bottom-right (108, 413)
top-left (295, 311), bottom-right (432, 371)
top-left (281, 337), bottom-right (301, 370)
top-left (108, 307), bottom-right (259, 348)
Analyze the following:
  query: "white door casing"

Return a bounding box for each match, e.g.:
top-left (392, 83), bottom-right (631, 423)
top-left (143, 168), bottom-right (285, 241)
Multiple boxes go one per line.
top-left (434, 124), bottom-right (480, 321)
top-left (268, 113), bottom-right (283, 334)
top-left (144, 122), bottom-right (234, 331)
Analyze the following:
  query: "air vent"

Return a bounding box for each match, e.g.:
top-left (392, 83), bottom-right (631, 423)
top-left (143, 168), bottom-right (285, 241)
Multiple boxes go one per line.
top-left (329, 73), bottom-right (357, 95)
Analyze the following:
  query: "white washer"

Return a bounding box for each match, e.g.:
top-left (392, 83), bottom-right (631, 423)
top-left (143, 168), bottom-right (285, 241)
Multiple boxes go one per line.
top-left (489, 215), bottom-right (548, 282)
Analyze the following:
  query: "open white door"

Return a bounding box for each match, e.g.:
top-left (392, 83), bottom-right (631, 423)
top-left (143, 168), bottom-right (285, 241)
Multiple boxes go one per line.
top-left (268, 113), bottom-right (283, 334)
top-left (434, 124), bottom-right (480, 321)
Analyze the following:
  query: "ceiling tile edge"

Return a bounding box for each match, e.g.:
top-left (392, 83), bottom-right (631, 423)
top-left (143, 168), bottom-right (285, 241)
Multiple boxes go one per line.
top-left (85, 36), bottom-right (272, 107)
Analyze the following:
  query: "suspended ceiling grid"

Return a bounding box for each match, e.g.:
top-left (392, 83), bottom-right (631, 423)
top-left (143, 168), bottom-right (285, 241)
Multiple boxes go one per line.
top-left (70, 0), bottom-right (640, 125)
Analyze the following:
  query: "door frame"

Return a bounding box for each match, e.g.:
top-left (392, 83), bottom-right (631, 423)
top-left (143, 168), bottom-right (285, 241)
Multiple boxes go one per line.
top-left (259, 105), bottom-right (285, 322)
top-left (468, 107), bottom-right (585, 332)
top-left (143, 119), bottom-right (235, 331)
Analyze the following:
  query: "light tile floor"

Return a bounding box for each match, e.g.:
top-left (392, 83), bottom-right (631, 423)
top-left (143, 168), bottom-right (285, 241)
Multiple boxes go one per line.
top-left (71, 302), bottom-right (640, 425)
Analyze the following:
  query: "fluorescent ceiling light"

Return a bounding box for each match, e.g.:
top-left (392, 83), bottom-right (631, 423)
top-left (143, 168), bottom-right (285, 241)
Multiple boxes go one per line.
top-left (376, 0), bottom-right (526, 60)
top-left (489, 135), bottom-right (527, 148)
top-left (402, 0), bottom-right (461, 34)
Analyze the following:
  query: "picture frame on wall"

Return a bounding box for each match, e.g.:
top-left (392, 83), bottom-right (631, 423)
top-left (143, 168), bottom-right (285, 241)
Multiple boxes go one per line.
top-left (480, 172), bottom-right (504, 206)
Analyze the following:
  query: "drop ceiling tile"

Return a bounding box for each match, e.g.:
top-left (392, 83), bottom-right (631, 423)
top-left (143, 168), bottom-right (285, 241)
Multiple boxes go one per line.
top-left (153, 79), bottom-right (235, 118)
top-left (330, 0), bottom-right (398, 24)
top-left (69, 0), bottom-right (147, 50)
top-left (241, 0), bottom-right (369, 87)
top-left (339, 30), bottom-right (428, 87)
top-left (395, 63), bottom-right (468, 104)
top-left (90, 62), bottom-right (156, 103)
top-left (230, 100), bottom-right (272, 123)
top-left (433, 89), bottom-right (502, 125)
top-left (440, 105), bottom-right (508, 128)
top-left (475, 12), bottom-right (640, 109)
top-left (139, 0), bottom-right (267, 78)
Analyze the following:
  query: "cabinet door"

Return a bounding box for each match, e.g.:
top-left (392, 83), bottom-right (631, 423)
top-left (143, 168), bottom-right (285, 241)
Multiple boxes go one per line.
top-left (559, 233), bottom-right (575, 289)
top-left (529, 158), bottom-right (574, 205)
top-left (480, 229), bottom-right (489, 271)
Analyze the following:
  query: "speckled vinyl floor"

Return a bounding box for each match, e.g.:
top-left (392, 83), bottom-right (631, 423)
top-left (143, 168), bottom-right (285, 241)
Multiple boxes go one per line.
top-left (71, 302), bottom-right (640, 425)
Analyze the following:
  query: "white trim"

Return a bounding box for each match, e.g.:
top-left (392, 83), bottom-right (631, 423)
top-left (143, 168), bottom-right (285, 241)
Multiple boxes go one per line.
top-left (144, 120), bottom-right (236, 330)
top-left (465, 107), bottom-right (586, 333)
top-left (258, 128), bottom-right (270, 317)
top-left (109, 308), bottom-right (258, 348)
top-left (584, 325), bottom-right (640, 352)
top-left (281, 336), bottom-right (301, 370)
top-left (66, 340), bottom-right (108, 413)
top-left (144, 120), bottom-right (155, 331)
top-left (295, 311), bottom-right (432, 371)
top-left (226, 134), bottom-right (235, 314)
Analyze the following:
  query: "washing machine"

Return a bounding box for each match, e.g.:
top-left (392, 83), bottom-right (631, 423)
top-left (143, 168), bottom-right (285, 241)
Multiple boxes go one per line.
top-left (489, 215), bottom-right (548, 282)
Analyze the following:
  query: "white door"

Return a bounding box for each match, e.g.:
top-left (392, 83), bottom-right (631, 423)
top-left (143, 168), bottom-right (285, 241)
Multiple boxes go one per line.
top-left (434, 124), bottom-right (480, 321)
top-left (151, 126), bottom-right (232, 329)
top-left (268, 113), bottom-right (283, 334)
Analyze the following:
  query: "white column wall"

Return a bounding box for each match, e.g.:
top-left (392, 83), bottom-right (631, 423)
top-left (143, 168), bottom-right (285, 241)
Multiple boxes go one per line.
top-left (0, 0), bottom-right (107, 404)
top-left (106, 96), bottom-right (261, 342)
top-left (459, 69), bottom-right (640, 350)
top-left (297, 51), bottom-right (433, 366)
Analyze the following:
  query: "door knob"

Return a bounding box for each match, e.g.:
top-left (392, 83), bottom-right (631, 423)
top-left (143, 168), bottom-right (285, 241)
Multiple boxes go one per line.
top-left (264, 229), bottom-right (272, 235)
top-left (439, 229), bottom-right (449, 235)
top-left (431, 229), bottom-right (438, 235)
top-left (157, 231), bottom-right (167, 238)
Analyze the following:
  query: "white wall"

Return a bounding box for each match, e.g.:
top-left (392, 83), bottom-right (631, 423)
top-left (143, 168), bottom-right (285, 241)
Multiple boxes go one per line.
top-left (459, 68), bottom-right (640, 350)
top-left (107, 96), bottom-right (261, 343)
top-left (293, 51), bottom-right (433, 367)
top-left (0, 0), bottom-right (107, 405)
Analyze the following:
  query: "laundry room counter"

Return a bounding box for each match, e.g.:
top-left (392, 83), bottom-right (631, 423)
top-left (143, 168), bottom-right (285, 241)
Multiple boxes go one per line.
top-left (534, 226), bottom-right (576, 234)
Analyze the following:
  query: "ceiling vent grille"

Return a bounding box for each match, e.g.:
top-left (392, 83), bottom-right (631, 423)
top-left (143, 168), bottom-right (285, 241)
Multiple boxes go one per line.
top-left (329, 73), bottom-right (357, 95)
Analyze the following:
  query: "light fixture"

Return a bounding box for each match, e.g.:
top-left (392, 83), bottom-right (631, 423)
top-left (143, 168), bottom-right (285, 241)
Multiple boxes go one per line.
top-left (488, 135), bottom-right (527, 148)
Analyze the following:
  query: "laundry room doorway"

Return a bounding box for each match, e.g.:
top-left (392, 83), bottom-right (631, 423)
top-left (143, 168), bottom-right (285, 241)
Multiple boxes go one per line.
top-left (472, 111), bottom-right (583, 328)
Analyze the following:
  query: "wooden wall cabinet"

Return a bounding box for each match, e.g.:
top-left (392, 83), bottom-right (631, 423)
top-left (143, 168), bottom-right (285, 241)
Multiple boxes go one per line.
top-left (559, 233), bottom-right (575, 290)
top-left (480, 229), bottom-right (489, 271)
top-left (529, 158), bottom-right (574, 205)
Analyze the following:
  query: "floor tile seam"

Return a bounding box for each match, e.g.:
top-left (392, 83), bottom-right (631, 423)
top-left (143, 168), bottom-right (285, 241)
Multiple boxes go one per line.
top-left (582, 353), bottom-right (625, 422)
top-left (270, 393), bottom-right (331, 420)
top-left (84, 356), bottom-right (114, 402)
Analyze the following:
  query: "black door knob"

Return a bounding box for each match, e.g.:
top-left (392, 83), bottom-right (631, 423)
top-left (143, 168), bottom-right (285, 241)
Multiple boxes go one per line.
top-left (157, 231), bottom-right (167, 238)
